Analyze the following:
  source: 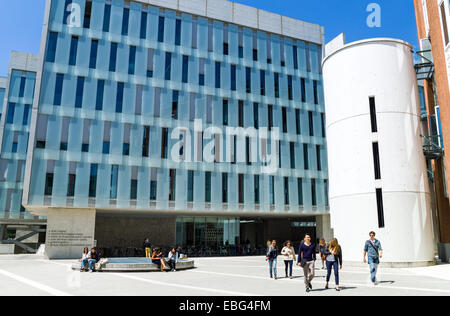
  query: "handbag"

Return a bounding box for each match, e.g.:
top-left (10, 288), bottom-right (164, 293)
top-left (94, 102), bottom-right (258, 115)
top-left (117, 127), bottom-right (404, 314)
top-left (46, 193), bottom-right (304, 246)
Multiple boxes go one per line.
top-left (300, 258), bottom-right (308, 268)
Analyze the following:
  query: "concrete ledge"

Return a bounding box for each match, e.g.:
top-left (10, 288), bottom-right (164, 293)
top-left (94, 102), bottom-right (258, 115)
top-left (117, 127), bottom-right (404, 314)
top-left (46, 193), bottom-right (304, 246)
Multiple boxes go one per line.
top-left (71, 258), bottom-right (195, 272)
top-left (0, 244), bottom-right (15, 255)
top-left (343, 260), bottom-right (436, 268)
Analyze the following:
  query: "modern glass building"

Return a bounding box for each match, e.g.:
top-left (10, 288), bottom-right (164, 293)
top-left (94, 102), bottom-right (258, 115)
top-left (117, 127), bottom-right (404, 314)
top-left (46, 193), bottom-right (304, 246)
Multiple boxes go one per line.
top-left (1, 0), bottom-right (331, 258)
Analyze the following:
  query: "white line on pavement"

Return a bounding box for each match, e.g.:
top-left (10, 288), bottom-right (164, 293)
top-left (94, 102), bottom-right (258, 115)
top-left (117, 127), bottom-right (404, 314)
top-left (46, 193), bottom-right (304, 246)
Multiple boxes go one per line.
top-left (111, 273), bottom-right (261, 296)
top-left (0, 268), bottom-right (72, 296)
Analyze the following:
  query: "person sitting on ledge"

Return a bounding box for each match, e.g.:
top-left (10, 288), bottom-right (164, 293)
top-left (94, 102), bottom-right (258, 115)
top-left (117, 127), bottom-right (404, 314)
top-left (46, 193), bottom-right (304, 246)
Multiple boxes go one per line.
top-left (166, 248), bottom-right (179, 272)
top-left (80, 247), bottom-right (90, 272)
top-left (152, 248), bottom-right (168, 272)
top-left (88, 248), bottom-right (100, 273)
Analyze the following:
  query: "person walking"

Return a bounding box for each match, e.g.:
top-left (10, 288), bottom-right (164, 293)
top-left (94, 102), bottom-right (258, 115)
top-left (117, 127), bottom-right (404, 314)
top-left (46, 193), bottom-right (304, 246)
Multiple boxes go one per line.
top-left (281, 241), bottom-right (296, 279)
top-left (266, 240), bottom-right (278, 280)
top-left (143, 238), bottom-right (152, 259)
top-left (363, 231), bottom-right (383, 285)
top-left (297, 234), bottom-right (316, 292)
top-left (325, 238), bottom-right (343, 291)
top-left (318, 238), bottom-right (327, 269)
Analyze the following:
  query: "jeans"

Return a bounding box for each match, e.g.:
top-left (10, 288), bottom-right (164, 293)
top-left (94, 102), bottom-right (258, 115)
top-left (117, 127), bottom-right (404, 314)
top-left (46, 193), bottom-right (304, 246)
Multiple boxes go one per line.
top-left (303, 261), bottom-right (315, 288)
top-left (284, 260), bottom-right (293, 277)
top-left (167, 259), bottom-right (176, 270)
top-left (268, 258), bottom-right (277, 278)
top-left (88, 259), bottom-right (97, 271)
top-left (326, 260), bottom-right (339, 285)
top-left (368, 256), bottom-right (379, 283)
top-left (80, 259), bottom-right (88, 270)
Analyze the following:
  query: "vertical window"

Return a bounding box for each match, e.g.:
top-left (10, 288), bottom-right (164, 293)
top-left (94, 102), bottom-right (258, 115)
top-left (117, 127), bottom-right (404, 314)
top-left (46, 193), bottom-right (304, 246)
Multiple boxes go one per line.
top-left (324, 179), bottom-right (329, 206)
top-left (69, 36), bottom-right (78, 66)
top-left (150, 169), bottom-right (157, 200)
top-left (223, 99), bottom-right (228, 126)
top-left (284, 177), bottom-right (289, 205)
top-left (143, 126), bottom-right (150, 158)
top-left (182, 55), bottom-right (189, 83)
top-left (172, 90), bottom-right (179, 120)
top-left (215, 62), bottom-right (221, 89)
top-left (147, 48), bottom-right (154, 78)
top-left (19, 77), bottom-right (26, 98)
top-left (254, 175), bottom-right (260, 204)
top-left (109, 43), bottom-right (118, 72)
top-left (300, 78), bottom-right (306, 103)
top-left (54, 74), bottom-right (64, 106)
top-left (313, 80), bottom-right (319, 104)
top-left (158, 16), bottom-right (165, 43)
top-left (46, 32), bottom-right (58, 63)
top-left (128, 45), bottom-right (136, 75)
top-left (311, 179), bottom-right (316, 206)
top-left (222, 173), bottom-right (228, 203)
top-left (205, 172), bottom-right (211, 203)
top-left (316, 145), bottom-right (321, 171)
top-left (116, 82), bottom-right (124, 113)
top-left (231, 65), bottom-right (236, 91)
top-left (199, 59), bottom-right (205, 86)
top-left (369, 97), bottom-right (378, 133)
top-left (110, 165), bottom-right (118, 199)
top-left (268, 105), bottom-right (273, 130)
top-left (372, 142), bottom-right (381, 180)
top-left (89, 164), bottom-right (98, 198)
top-left (102, 141), bottom-right (110, 154)
top-left (75, 77), bottom-right (85, 108)
top-left (208, 24), bottom-right (213, 52)
top-left (288, 75), bottom-right (293, 100)
top-left (140, 12), bottom-right (147, 39)
top-left (122, 8), bottom-right (129, 36)
top-left (306, 44), bottom-right (311, 72)
top-left (67, 174), bottom-right (76, 197)
top-left (95, 80), bottom-right (105, 111)
top-left (260, 70), bottom-right (265, 95)
top-left (161, 128), bottom-right (168, 159)
top-left (253, 103), bottom-right (259, 129)
top-left (103, 4), bottom-right (111, 32)
top-left (169, 169), bottom-right (176, 201)
top-left (238, 101), bottom-right (244, 127)
top-left (89, 39), bottom-right (98, 69)
top-left (282, 107), bottom-right (287, 133)
top-left (246, 67), bottom-right (251, 93)
top-left (223, 42), bottom-right (229, 55)
top-left (45, 173), bottom-right (54, 196)
top-left (376, 188), bottom-right (385, 228)
top-left (192, 19), bottom-right (198, 49)
top-left (165, 52), bottom-right (172, 81)
top-left (441, 2), bottom-right (449, 46)
top-left (321, 113), bottom-right (326, 137)
top-left (303, 144), bottom-right (309, 170)
top-left (297, 178), bottom-right (303, 205)
top-left (290, 142), bottom-right (295, 169)
top-left (23, 105), bottom-right (31, 126)
top-left (308, 111), bottom-right (314, 136)
top-left (253, 49), bottom-right (258, 61)
top-left (187, 170), bottom-right (194, 202)
top-left (130, 179), bottom-right (138, 200)
top-left (269, 176), bottom-right (275, 205)
top-left (274, 73), bottom-right (279, 98)
top-left (175, 19), bottom-right (181, 46)
top-left (83, 0), bottom-right (92, 29)
top-left (12, 141), bottom-right (18, 153)
top-left (293, 45), bottom-right (298, 69)
top-left (296, 109), bottom-right (301, 135)
top-left (238, 174), bottom-right (244, 204)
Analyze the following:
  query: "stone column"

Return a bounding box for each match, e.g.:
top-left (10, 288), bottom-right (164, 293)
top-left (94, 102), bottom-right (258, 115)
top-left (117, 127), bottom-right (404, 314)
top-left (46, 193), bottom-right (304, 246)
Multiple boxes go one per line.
top-left (45, 208), bottom-right (96, 259)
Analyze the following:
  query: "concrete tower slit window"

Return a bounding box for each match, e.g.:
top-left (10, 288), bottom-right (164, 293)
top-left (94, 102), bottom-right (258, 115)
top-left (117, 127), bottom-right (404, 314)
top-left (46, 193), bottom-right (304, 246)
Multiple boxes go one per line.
top-left (290, 142), bottom-right (295, 169)
top-left (189, 93), bottom-right (196, 121)
top-left (158, 16), bottom-right (165, 43)
top-left (206, 96), bottom-right (212, 124)
top-left (116, 82), bottom-right (124, 113)
top-left (316, 145), bottom-right (321, 171)
top-left (169, 169), bottom-right (176, 201)
top-left (103, 4), bottom-right (111, 32)
top-left (293, 45), bottom-right (298, 69)
top-left (231, 65), bottom-right (236, 91)
top-left (128, 46), bottom-right (136, 75)
top-left (311, 179), bottom-right (316, 206)
top-left (238, 101), bottom-right (244, 127)
top-left (297, 178), bottom-right (303, 205)
top-left (324, 179), bottom-right (329, 206)
top-left (175, 19), bottom-right (182, 46)
top-left (6, 103), bottom-right (15, 124)
top-left (165, 52), bottom-right (172, 81)
top-left (109, 43), bottom-right (118, 72)
top-left (143, 126), bottom-right (150, 157)
top-left (123, 124), bottom-right (130, 156)
top-left (245, 67), bottom-right (251, 93)
top-left (69, 36), bottom-right (78, 66)
top-left (313, 80), bottom-right (319, 105)
top-left (269, 175), bottom-right (275, 205)
top-left (81, 119), bottom-right (91, 152)
top-left (369, 96), bottom-right (378, 133)
top-left (83, 0), bottom-right (92, 29)
top-left (44, 172), bottom-right (54, 196)
top-left (96, 80), bottom-right (105, 111)
top-left (182, 55), bottom-right (189, 83)
top-left (320, 113), bottom-right (326, 137)
top-left (268, 104), bottom-right (273, 130)
top-left (23, 105), bottom-right (31, 126)
top-left (88, 164), bottom-right (98, 198)
top-left (140, 12), bottom-right (147, 39)
top-left (308, 111), bottom-right (314, 136)
top-left (67, 173), bottom-right (76, 197)
top-left (238, 174), bottom-right (244, 204)
top-left (147, 48), bottom-right (154, 78)
top-left (295, 109), bottom-right (301, 135)
top-left (303, 143), bottom-right (309, 170)
top-left (253, 103), bottom-right (259, 129)
top-left (300, 78), bottom-right (306, 103)
top-left (136, 85), bottom-right (143, 115)
top-left (46, 32), bottom-right (58, 63)
top-left (305, 44), bottom-right (311, 72)
top-left (36, 115), bottom-right (48, 148)
top-left (122, 8), bottom-right (129, 36)
top-left (102, 121), bottom-right (111, 154)
top-left (130, 167), bottom-right (138, 200)
top-left (372, 142), bottom-right (381, 180)
top-left (199, 59), bottom-right (205, 86)
top-left (75, 77), bottom-right (85, 108)
top-left (278, 140), bottom-right (282, 169)
top-left (254, 175), bottom-right (260, 204)
top-left (19, 76), bottom-right (26, 98)
top-left (89, 39), bottom-right (98, 69)
top-left (441, 2), bottom-right (449, 46)
top-left (284, 177), bottom-right (289, 205)
top-left (288, 75), bottom-right (293, 100)
top-left (222, 173), bottom-right (228, 203)
top-left (282, 107), bottom-right (287, 133)
top-left (60, 117), bottom-right (69, 151)
top-left (110, 165), bottom-right (118, 199)
top-left (266, 37), bottom-right (272, 64)
top-left (54, 74), bottom-right (64, 106)
top-left (260, 70), bottom-right (265, 95)
top-left (150, 168), bottom-right (157, 200)
top-left (238, 31), bottom-right (244, 58)
top-left (216, 62), bottom-right (221, 89)
top-left (274, 73), bottom-right (279, 98)
top-left (280, 42), bottom-right (285, 67)
top-left (246, 137), bottom-right (251, 165)
top-left (376, 188), bottom-right (385, 228)
top-left (161, 127), bottom-right (168, 159)
top-left (154, 88), bottom-right (161, 117)
top-left (205, 172), bottom-right (211, 203)
top-left (208, 24), bottom-right (213, 52)
top-left (172, 90), bottom-right (179, 120)
top-left (187, 170), bottom-right (194, 202)
top-left (192, 19), bottom-right (198, 49)
top-left (223, 99), bottom-right (228, 126)
top-left (223, 42), bottom-right (229, 56)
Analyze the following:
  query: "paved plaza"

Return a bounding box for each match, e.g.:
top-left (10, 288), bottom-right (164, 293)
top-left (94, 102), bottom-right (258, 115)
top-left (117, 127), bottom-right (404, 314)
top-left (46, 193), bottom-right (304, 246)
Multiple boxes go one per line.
top-left (0, 255), bottom-right (450, 296)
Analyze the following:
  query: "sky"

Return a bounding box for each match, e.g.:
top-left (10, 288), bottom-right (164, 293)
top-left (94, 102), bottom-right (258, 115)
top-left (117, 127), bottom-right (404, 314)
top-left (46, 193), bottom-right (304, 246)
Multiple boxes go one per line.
top-left (0, 0), bottom-right (419, 77)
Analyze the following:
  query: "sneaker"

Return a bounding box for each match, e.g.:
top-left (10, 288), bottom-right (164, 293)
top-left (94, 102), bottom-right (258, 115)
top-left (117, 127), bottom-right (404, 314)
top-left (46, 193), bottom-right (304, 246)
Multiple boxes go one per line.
top-left (336, 288), bottom-right (340, 292)
top-left (289, 276), bottom-right (293, 279)
top-left (309, 282), bottom-right (313, 290)
top-left (306, 288), bottom-right (311, 293)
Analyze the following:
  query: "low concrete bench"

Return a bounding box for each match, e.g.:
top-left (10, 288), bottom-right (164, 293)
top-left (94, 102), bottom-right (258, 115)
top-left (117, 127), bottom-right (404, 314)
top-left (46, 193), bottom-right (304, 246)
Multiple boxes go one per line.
top-left (72, 258), bottom-right (195, 272)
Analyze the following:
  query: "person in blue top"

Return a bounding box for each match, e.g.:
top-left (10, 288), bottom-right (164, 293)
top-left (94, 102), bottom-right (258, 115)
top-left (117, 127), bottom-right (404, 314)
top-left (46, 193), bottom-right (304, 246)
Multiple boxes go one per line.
top-left (363, 231), bottom-right (383, 285)
top-left (297, 234), bottom-right (316, 292)
top-left (266, 240), bottom-right (278, 280)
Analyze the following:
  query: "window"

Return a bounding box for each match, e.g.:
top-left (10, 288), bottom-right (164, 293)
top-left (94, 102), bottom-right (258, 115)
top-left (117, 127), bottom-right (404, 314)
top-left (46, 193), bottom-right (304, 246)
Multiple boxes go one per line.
top-left (223, 42), bottom-right (229, 55)
top-left (82, 143), bottom-right (89, 152)
top-left (45, 173), bottom-right (54, 196)
top-left (140, 12), bottom-right (147, 39)
top-left (282, 107), bottom-right (287, 133)
top-left (192, 19), bottom-right (198, 49)
top-left (23, 105), bottom-right (31, 125)
top-left (158, 16), bottom-right (165, 43)
top-left (130, 179), bottom-right (138, 200)
top-left (369, 97), bottom-right (378, 133)
top-left (311, 179), bottom-right (317, 206)
top-left (253, 103), bottom-right (259, 129)
top-left (376, 188), bottom-right (385, 228)
top-left (60, 142), bottom-right (68, 151)
top-left (231, 65), bottom-right (236, 91)
top-left (89, 39), bottom-right (98, 69)
top-left (116, 82), bottom-right (124, 113)
top-left (89, 164), bottom-right (98, 198)
top-left (254, 175), bottom-right (260, 204)
top-left (46, 32), bottom-right (58, 63)
top-left (223, 99), bottom-right (228, 126)
top-left (316, 145), bottom-right (321, 171)
top-left (372, 142), bottom-right (381, 180)
top-left (169, 169), bottom-right (176, 201)
top-left (161, 128), bottom-right (168, 159)
top-left (54, 74), bottom-right (64, 106)
top-left (69, 36), bottom-right (78, 66)
top-left (165, 52), bottom-right (172, 81)
top-left (215, 62), bottom-right (221, 89)
top-left (274, 73), bottom-right (279, 98)
top-left (269, 176), bottom-right (275, 205)
top-left (103, 4), bottom-right (111, 32)
top-left (6, 103), bottom-right (15, 124)
top-left (290, 142), bottom-right (295, 169)
top-left (182, 55), bottom-right (189, 83)
top-left (297, 178), bottom-right (303, 205)
top-left (293, 45), bottom-right (298, 69)
top-left (260, 70), bottom-right (265, 95)
top-left (18, 77), bottom-right (26, 98)
top-left (300, 78), bottom-right (306, 103)
top-left (83, 0), bottom-right (92, 29)
top-left (102, 141), bottom-right (110, 154)
top-left (268, 105), bottom-right (273, 130)
top-left (175, 19), bottom-right (181, 46)
top-left (75, 77), bottom-right (84, 108)
top-left (109, 43), bottom-right (118, 72)
top-left (308, 111), bottom-right (314, 136)
top-left (324, 179), bottom-right (329, 206)
top-left (253, 48), bottom-right (258, 61)
top-left (143, 126), bottom-right (150, 158)
top-left (441, 2), bottom-right (449, 46)
top-left (306, 44), bottom-right (311, 72)
top-left (321, 113), bottom-right (326, 137)
top-left (67, 174), bottom-right (76, 197)
top-left (199, 59), bottom-right (205, 86)
top-left (246, 67), bottom-right (251, 93)
top-left (122, 8), bottom-right (129, 36)
top-left (288, 75), bottom-right (293, 100)
top-left (239, 46), bottom-right (244, 58)
top-left (96, 80), bottom-right (105, 111)
top-left (284, 177), bottom-right (289, 205)
top-left (128, 46), bottom-right (136, 75)
top-left (187, 170), bottom-right (194, 202)
top-left (222, 173), bottom-right (228, 203)
top-left (205, 172), bottom-right (211, 203)
top-left (12, 142), bottom-right (18, 153)
top-left (313, 80), bottom-right (319, 104)
top-left (238, 100), bottom-right (244, 127)
top-left (109, 165), bottom-right (118, 199)
top-left (238, 174), bottom-right (244, 204)
top-left (303, 144), bottom-right (309, 170)
top-left (150, 176), bottom-right (157, 201)
top-left (296, 109), bottom-right (301, 135)
top-left (123, 143), bottom-right (130, 156)
top-left (172, 90), bottom-right (179, 120)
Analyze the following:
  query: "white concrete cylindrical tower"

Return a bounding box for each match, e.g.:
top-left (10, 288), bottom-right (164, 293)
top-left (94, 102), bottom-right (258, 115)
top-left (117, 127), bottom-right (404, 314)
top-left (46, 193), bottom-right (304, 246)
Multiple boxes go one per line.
top-left (322, 38), bottom-right (436, 266)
